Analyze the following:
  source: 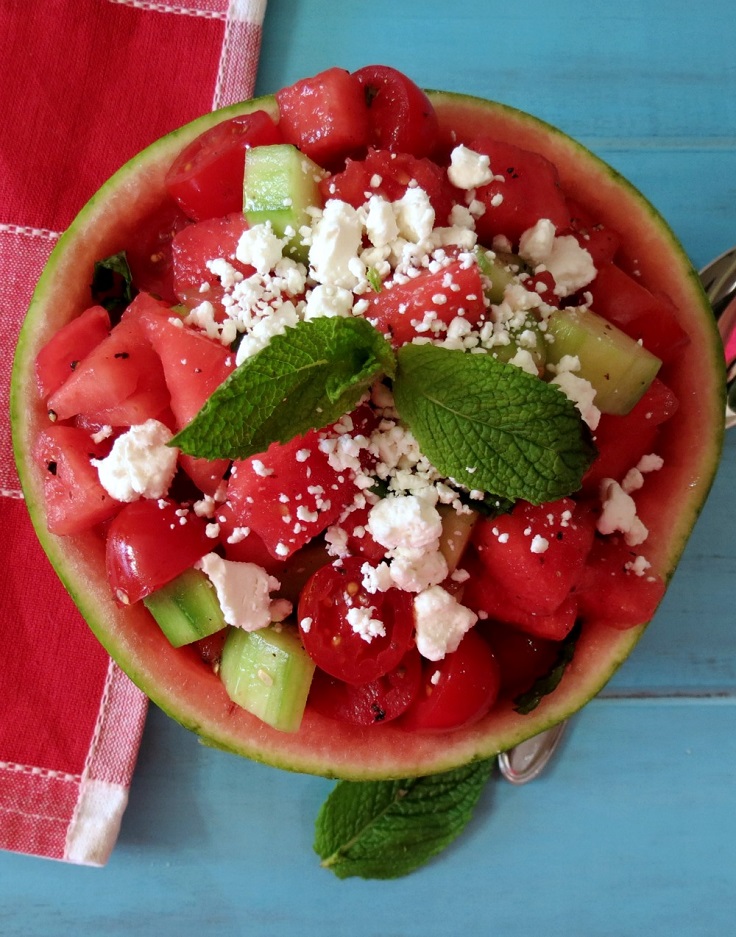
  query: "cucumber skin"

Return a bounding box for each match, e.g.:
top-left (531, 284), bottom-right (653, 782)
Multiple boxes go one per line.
top-left (546, 307), bottom-right (662, 415)
top-left (243, 144), bottom-right (325, 263)
top-left (219, 626), bottom-right (316, 733)
top-left (144, 568), bottom-right (227, 648)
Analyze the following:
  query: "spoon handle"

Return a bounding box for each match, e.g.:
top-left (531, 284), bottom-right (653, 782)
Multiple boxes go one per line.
top-left (717, 296), bottom-right (736, 429)
top-left (497, 722), bottom-right (567, 784)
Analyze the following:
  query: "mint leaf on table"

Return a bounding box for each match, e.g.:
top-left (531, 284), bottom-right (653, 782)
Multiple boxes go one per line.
top-left (91, 251), bottom-right (137, 320)
top-left (314, 759), bottom-right (494, 880)
top-left (172, 317), bottom-right (396, 461)
top-left (513, 621), bottom-right (582, 715)
top-left (393, 343), bottom-right (596, 504)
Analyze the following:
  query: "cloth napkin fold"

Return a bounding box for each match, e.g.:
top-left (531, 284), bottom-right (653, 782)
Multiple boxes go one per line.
top-left (0, 0), bottom-right (267, 866)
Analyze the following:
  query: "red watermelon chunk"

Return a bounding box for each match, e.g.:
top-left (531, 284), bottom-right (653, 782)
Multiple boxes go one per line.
top-left (33, 424), bottom-right (121, 535)
top-left (582, 378), bottom-right (679, 492)
top-left (574, 535), bottom-right (666, 629)
top-left (471, 498), bottom-right (596, 616)
top-left (562, 198), bottom-right (621, 266)
top-left (587, 262), bottom-right (690, 362)
top-left (35, 305), bottom-right (111, 401)
top-left (171, 212), bottom-right (255, 310)
top-left (136, 298), bottom-right (235, 428)
top-left (225, 428), bottom-right (359, 559)
top-left (469, 137), bottom-right (571, 246)
top-left (322, 149), bottom-right (461, 226)
top-left (276, 67), bottom-right (370, 167)
top-left (367, 258), bottom-right (487, 346)
top-left (461, 548), bottom-right (578, 641)
top-left (46, 303), bottom-right (169, 425)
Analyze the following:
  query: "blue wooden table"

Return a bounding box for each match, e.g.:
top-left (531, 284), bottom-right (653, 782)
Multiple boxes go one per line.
top-left (3, 1), bottom-right (735, 933)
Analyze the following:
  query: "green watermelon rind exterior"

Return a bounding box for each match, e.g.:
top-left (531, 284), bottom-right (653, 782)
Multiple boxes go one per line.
top-left (10, 90), bottom-right (725, 780)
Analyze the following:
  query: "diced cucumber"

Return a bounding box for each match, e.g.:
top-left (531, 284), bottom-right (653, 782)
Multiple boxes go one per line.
top-left (546, 307), bottom-right (662, 415)
top-left (489, 315), bottom-right (547, 374)
top-left (219, 625), bottom-right (316, 733)
top-left (143, 568), bottom-right (227, 648)
top-left (243, 144), bottom-right (325, 263)
top-left (475, 247), bottom-right (523, 304)
top-left (438, 506), bottom-right (478, 573)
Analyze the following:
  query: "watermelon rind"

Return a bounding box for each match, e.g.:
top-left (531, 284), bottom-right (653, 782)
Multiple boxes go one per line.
top-left (10, 90), bottom-right (725, 780)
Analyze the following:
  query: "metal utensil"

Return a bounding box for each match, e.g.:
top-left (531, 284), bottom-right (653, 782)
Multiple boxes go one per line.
top-left (498, 247), bottom-right (736, 784)
top-left (700, 246), bottom-right (736, 428)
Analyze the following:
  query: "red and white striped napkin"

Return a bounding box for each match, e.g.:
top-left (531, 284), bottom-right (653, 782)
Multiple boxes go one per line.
top-left (0, 0), bottom-right (267, 866)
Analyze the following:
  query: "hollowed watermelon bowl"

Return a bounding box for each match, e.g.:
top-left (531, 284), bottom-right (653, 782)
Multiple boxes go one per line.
top-left (10, 87), bottom-right (725, 780)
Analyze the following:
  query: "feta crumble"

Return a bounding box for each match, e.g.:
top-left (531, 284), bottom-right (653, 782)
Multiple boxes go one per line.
top-left (196, 554), bottom-right (280, 631)
top-left (414, 586), bottom-right (478, 660)
top-left (92, 419), bottom-right (178, 502)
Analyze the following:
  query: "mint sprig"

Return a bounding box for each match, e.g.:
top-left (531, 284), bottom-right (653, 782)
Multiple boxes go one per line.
top-left (91, 251), bottom-right (136, 320)
top-left (173, 317), bottom-right (595, 504)
top-left (314, 758), bottom-right (495, 880)
top-left (172, 317), bottom-right (395, 460)
top-left (393, 343), bottom-right (596, 504)
top-left (513, 621), bottom-right (582, 715)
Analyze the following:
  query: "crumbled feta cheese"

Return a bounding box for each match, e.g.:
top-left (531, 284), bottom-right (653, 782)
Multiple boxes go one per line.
top-left (234, 299), bottom-right (301, 364)
top-left (413, 586), bottom-right (478, 660)
top-left (625, 554), bottom-right (652, 577)
top-left (361, 560), bottom-right (394, 594)
top-left (90, 424), bottom-right (113, 444)
top-left (196, 554), bottom-right (280, 631)
top-left (324, 525), bottom-right (350, 558)
top-left (518, 220), bottom-right (596, 296)
top-left (304, 283), bottom-right (354, 320)
top-left (393, 187), bottom-right (435, 243)
top-left (551, 371), bottom-right (601, 430)
top-left (346, 605), bottom-right (386, 643)
top-left (388, 547), bottom-right (448, 592)
top-left (269, 598), bottom-right (293, 622)
top-left (366, 495), bottom-right (442, 551)
top-left (235, 223), bottom-right (284, 274)
top-left (637, 453), bottom-right (664, 474)
top-left (598, 478), bottom-right (649, 546)
top-left (251, 459), bottom-right (273, 477)
top-left (447, 145), bottom-right (493, 190)
top-left (364, 195), bottom-right (400, 247)
top-left (530, 534), bottom-right (549, 553)
top-left (207, 257), bottom-right (242, 290)
top-left (92, 419), bottom-right (178, 502)
top-left (518, 219), bottom-right (556, 264)
top-left (309, 199), bottom-right (364, 288)
top-left (508, 348), bottom-right (539, 376)
top-left (622, 467), bottom-right (644, 493)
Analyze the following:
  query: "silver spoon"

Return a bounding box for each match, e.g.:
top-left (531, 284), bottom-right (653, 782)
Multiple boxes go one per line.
top-left (498, 247), bottom-right (736, 784)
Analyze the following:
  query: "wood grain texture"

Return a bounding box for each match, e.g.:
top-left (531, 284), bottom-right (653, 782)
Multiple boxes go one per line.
top-left (2, 0), bottom-right (735, 933)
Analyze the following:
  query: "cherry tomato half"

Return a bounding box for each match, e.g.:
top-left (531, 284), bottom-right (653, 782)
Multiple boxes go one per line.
top-left (308, 648), bottom-right (422, 727)
top-left (399, 629), bottom-right (501, 733)
top-left (354, 65), bottom-right (439, 158)
top-left (297, 557), bottom-right (415, 685)
top-left (165, 110), bottom-right (283, 221)
top-left (106, 498), bottom-right (212, 606)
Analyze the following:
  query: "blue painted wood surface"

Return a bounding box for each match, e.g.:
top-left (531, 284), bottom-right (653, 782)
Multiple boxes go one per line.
top-left (2, 1), bottom-right (735, 933)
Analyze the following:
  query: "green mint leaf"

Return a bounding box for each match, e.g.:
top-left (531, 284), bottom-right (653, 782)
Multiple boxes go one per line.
top-left (393, 343), bottom-right (596, 504)
top-left (172, 316), bottom-right (396, 461)
top-left (91, 251), bottom-right (137, 321)
top-left (513, 620), bottom-right (582, 715)
top-left (314, 758), bottom-right (494, 880)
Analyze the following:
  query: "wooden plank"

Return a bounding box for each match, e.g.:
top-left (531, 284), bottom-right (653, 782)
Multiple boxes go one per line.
top-left (1, 701), bottom-right (735, 935)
